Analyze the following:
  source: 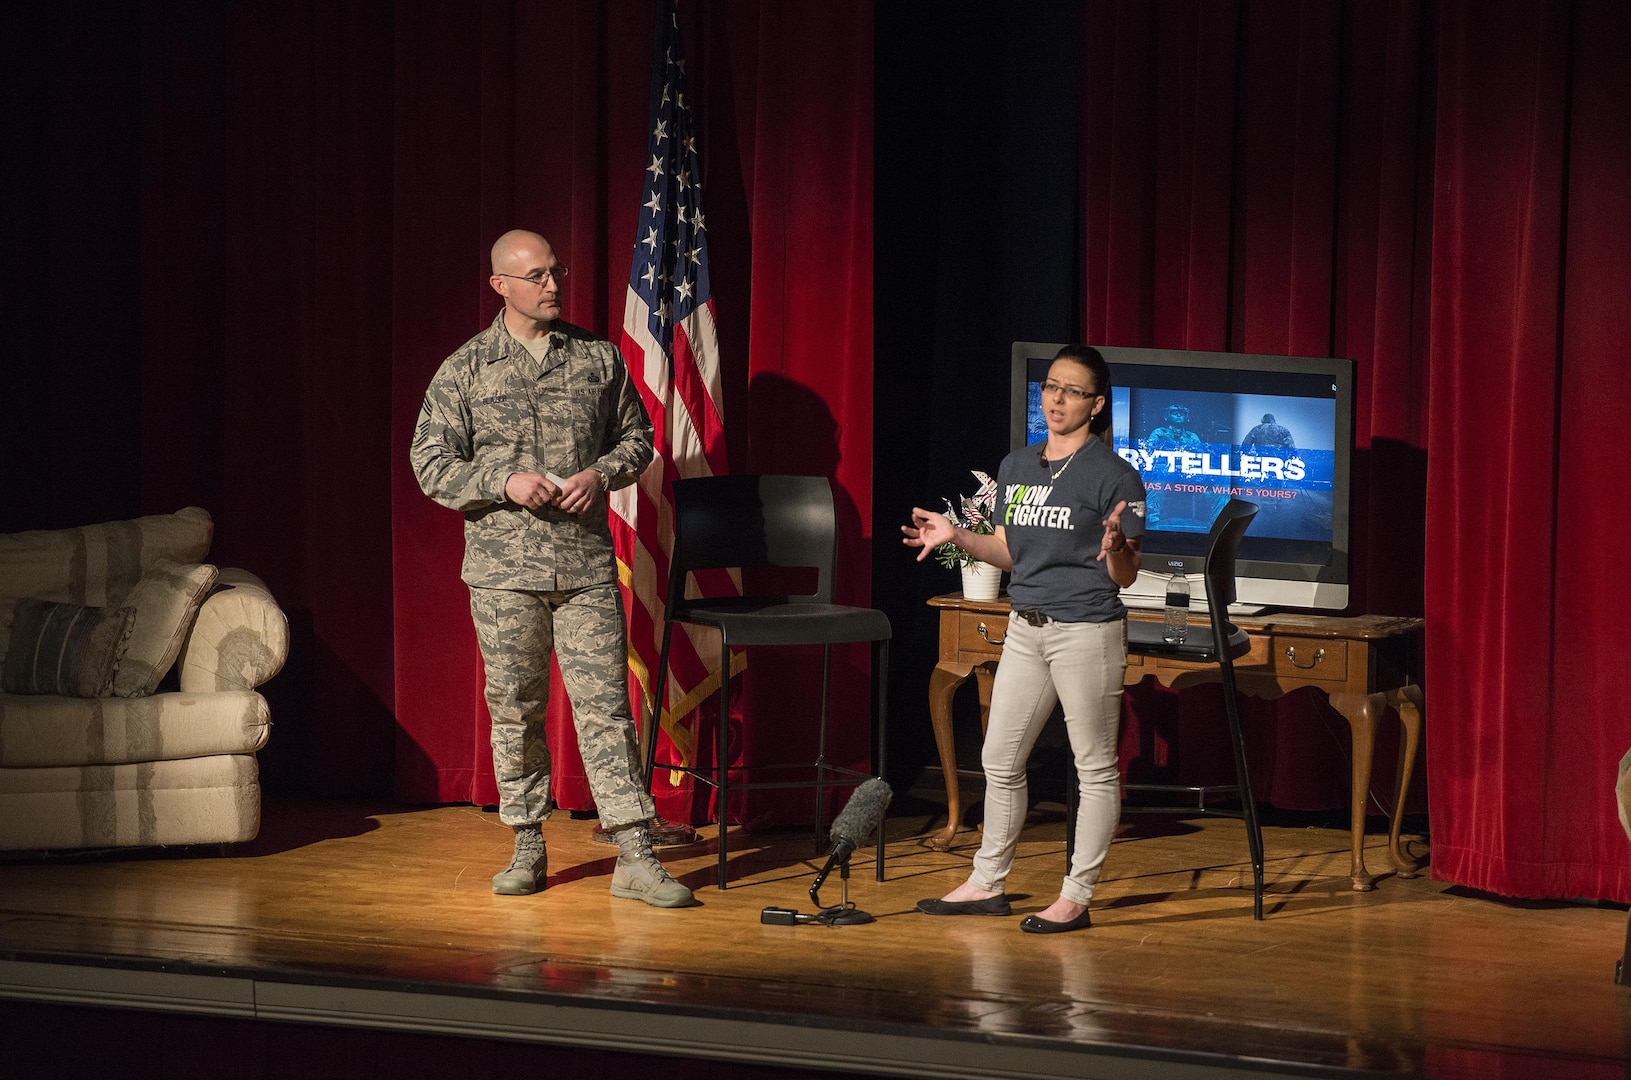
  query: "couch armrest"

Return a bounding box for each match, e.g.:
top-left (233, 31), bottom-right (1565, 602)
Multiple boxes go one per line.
top-left (177, 568), bottom-right (290, 692)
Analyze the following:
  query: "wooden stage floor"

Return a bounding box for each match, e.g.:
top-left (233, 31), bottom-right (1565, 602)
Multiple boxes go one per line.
top-left (0, 785), bottom-right (1626, 1079)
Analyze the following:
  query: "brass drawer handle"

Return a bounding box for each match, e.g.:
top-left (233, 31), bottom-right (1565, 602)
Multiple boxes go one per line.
top-left (1285, 645), bottom-right (1326, 669)
top-left (977, 621), bottom-right (1006, 645)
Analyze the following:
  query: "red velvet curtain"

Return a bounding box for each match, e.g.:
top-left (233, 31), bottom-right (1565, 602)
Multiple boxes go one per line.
top-left (1427, 0), bottom-right (1631, 901)
top-left (139, 0), bottom-right (402, 794)
top-left (137, 0), bottom-right (874, 822)
top-left (1080, 0), bottom-right (1631, 901)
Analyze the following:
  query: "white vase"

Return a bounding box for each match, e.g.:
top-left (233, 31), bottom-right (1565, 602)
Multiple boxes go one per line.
top-left (960, 560), bottom-right (1002, 601)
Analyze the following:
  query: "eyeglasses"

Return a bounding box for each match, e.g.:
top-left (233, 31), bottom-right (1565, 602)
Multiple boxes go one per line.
top-left (496, 266), bottom-right (569, 287)
top-left (1040, 380), bottom-right (1100, 402)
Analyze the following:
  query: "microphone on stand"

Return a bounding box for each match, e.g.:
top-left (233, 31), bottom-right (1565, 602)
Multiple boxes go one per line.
top-left (759, 778), bottom-right (893, 927)
top-left (809, 778), bottom-right (893, 924)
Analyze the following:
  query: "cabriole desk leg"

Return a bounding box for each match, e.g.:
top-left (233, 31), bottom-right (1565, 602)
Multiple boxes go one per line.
top-left (1385, 684), bottom-right (1425, 877)
top-left (928, 663), bottom-right (974, 851)
top-left (1327, 690), bottom-right (1382, 892)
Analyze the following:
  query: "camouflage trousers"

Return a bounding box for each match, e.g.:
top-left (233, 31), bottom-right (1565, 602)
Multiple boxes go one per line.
top-left (468, 583), bottom-right (655, 831)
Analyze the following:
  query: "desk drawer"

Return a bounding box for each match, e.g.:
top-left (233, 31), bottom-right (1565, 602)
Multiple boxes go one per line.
top-left (954, 612), bottom-right (1008, 662)
top-left (1269, 636), bottom-right (1348, 681)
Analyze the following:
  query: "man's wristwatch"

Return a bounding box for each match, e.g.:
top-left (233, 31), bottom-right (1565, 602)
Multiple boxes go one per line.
top-left (592, 465), bottom-right (611, 491)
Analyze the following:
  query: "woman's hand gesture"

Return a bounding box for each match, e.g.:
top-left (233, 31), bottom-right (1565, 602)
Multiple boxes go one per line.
top-left (903, 508), bottom-right (955, 562)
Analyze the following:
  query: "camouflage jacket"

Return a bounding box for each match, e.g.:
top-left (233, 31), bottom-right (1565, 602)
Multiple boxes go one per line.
top-left (411, 313), bottom-right (654, 591)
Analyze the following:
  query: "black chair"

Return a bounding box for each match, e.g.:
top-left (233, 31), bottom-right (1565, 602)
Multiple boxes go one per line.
top-left (1067, 498), bottom-right (1265, 918)
top-left (639, 475), bottom-right (892, 889)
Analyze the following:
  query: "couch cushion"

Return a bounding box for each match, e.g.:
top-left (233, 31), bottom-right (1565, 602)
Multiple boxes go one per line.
top-left (112, 559), bottom-right (220, 698)
top-left (0, 689), bottom-right (269, 767)
top-left (0, 755), bottom-right (260, 850)
top-left (0, 506), bottom-right (213, 607)
top-left (1, 599), bottom-right (135, 697)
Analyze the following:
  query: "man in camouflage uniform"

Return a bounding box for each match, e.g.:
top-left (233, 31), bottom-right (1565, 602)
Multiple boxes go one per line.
top-left (1241, 412), bottom-right (1297, 453)
top-left (411, 229), bottom-right (692, 907)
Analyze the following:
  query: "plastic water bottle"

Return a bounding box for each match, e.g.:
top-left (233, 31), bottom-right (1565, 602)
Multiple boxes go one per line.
top-left (1163, 573), bottom-right (1190, 644)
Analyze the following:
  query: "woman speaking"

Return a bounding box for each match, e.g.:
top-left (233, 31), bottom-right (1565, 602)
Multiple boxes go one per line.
top-left (902, 345), bottom-right (1146, 934)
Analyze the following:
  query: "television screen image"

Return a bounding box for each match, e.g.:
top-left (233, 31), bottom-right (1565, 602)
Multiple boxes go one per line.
top-left (1116, 386), bottom-right (1336, 541)
top-left (1011, 343), bottom-right (1355, 612)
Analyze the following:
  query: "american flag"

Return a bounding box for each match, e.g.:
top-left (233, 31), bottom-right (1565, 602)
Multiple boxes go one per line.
top-left (610, 0), bottom-right (738, 813)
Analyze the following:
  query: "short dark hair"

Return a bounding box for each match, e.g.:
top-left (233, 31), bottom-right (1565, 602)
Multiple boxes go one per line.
top-left (1053, 344), bottom-right (1112, 436)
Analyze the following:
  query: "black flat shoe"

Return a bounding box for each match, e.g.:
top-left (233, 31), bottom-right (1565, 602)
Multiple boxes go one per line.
top-left (915, 895), bottom-right (1013, 916)
top-left (1019, 909), bottom-right (1093, 934)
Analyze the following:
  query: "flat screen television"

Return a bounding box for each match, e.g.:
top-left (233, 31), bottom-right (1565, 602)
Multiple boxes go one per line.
top-left (1010, 342), bottom-right (1355, 613)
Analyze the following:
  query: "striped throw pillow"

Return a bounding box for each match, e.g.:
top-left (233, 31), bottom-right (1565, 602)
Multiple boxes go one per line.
top-left (2, 599), bottom-right (136, 697)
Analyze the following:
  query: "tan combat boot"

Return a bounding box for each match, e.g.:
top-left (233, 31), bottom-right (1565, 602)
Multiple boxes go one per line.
top-left (609, 824), bottom-right (694, 907)
top-left (492, 823), bottom-right (547, 895)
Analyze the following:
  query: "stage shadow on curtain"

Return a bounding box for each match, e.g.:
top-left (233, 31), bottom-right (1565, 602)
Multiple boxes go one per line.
top-left (725, 371), bottom-right (876, 825)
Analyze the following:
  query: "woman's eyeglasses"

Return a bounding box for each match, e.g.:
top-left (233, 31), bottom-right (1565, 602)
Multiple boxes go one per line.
top-left (1040, 380), bottom-right (1098, 402)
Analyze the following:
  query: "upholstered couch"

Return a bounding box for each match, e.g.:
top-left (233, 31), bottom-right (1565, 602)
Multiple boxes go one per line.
top-left (0, 507), bottom-right (287, 850)
top-left (1617, 749), bottom-right (1631, 983)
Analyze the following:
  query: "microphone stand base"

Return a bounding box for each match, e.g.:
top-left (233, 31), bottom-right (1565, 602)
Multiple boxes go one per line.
top-left (815, 907), bottom-right (874, 926)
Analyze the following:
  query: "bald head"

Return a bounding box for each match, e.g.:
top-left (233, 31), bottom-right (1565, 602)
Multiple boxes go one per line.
top-left (491, 229), bottom-right (551, 275)
top-left (489, 230), bottom-right (564, 338)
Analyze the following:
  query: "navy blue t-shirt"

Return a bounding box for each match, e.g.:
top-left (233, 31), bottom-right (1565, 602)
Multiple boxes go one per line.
top-left (999, 437), bottom-right (1147, 623)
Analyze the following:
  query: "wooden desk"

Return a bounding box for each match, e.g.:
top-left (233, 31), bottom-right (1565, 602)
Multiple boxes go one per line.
top-left (926, 593), bottom-right (1425, 892)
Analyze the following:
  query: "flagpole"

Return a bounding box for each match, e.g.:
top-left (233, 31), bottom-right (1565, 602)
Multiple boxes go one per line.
top-left (604, 0), bottom-right (736, 846)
